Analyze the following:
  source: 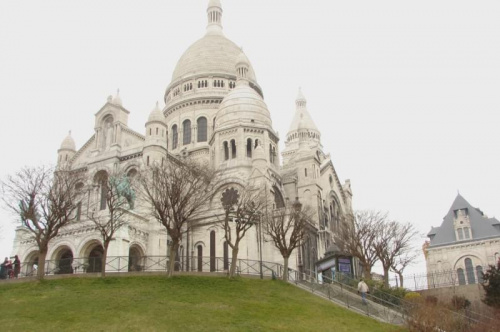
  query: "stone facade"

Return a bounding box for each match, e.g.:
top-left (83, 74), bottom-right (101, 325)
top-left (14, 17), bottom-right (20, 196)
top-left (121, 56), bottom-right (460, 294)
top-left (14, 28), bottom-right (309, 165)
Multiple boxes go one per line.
top-left (11, 1), bottom-right (354, 276)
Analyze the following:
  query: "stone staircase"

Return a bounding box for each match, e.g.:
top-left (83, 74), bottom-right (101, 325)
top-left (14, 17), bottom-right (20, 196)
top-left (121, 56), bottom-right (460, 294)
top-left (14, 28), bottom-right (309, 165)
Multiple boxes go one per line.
top-left (287, 272), bottom-right (407, 326)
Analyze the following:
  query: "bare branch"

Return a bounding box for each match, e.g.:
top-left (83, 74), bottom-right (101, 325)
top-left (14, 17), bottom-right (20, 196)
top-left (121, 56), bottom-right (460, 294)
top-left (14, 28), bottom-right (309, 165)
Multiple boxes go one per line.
top-left (1, 165), bottom-right (83, 279)
top-left (338, 210), bottom-right (386, 279)
top-left (262, 197), bottom-right (314, 280)
top-left (139, 156), bottom-right (217, 276)
top-left (87, 169), bottom-right (134, 277)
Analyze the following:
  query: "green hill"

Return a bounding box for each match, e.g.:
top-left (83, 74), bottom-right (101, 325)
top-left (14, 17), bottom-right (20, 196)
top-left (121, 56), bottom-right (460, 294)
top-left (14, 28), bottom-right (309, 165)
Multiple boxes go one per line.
top-left (0, 275), bottom-right (404, 331)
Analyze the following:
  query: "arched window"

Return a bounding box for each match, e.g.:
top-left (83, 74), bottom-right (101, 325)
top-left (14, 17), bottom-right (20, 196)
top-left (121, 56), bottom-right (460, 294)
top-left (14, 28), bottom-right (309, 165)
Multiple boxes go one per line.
top-left (75, 202), bottom-right (82, 221)
top-left (223, 241), bottom-right (229, 270)
top-left (254, 139), bottom-right (259, 148)
top-left (457, 268), bottom-right (466, 285)
top-left (269, 144), bottom-right (273, 163)
top-left (197, 245), bottom-right (203, 272)
top-left (476, 266), bottom-right (484, 283)
top-left (230, 139), bottom-right (236, 159)
top-left (95, 171), bottom-right (108, 211)
top-left (223, 142), bottom-right (229, 161)
top-left (183, 120), bottom-right (191, 145)
top-left (210, 231), bottom-right (216, 272)
top-left (246, 138), bottom-right (252, 158)
top-left (172, 125), bottom-right (178, 149)
top-left (273, 186), bottom-right (285, 209)
top-left (465, 258), bottom-right (475, 284)
top-left (147, 156), bottom-right (150, 166)
top-left (305, 168), bottom-right (308, 177)
top-left (197, 117), bottom-right (207, 142)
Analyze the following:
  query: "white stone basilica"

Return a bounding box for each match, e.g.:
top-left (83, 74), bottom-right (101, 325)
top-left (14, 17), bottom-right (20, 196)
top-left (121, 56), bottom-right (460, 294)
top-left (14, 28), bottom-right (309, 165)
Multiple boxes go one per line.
top-left (12, 0), bottom-right (354, 277)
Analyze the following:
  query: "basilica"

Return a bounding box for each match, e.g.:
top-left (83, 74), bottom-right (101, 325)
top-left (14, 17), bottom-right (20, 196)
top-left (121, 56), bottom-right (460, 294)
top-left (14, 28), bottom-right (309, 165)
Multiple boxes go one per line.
top-left (12, 0), bottom-right (355, 277)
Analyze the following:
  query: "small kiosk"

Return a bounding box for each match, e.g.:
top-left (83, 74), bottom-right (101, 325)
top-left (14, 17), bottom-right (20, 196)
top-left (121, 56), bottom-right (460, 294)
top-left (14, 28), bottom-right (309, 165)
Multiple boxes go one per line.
top-left (315, 244), bottom-right (355, 282)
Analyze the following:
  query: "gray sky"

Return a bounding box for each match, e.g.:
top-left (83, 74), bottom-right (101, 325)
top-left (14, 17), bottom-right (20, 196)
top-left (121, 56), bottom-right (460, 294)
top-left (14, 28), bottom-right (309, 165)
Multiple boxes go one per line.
top-left (1, 0), bottom-right (499, 277)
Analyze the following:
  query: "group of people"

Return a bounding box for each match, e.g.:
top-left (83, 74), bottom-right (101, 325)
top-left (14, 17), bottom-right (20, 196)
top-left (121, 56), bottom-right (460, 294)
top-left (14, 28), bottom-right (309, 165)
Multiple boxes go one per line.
top-left (0, 255), bottom-right (20, 279)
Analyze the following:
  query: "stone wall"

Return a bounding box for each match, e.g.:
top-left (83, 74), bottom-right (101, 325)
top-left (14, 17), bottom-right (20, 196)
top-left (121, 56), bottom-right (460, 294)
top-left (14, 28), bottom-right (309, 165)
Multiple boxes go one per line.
top-left (418, 283), bottom-right (488, 311)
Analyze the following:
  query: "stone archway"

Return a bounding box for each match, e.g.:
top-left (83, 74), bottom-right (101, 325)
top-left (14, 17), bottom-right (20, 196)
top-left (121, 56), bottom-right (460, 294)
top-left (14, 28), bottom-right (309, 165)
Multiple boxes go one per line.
top-left (23, 250), bottom-right (39, 277)
top-left (80, 240), bottom-right (105, 273)
top-left (128, 245), bottom-right (144, 272)
top-left (87, 245), bottom-right (104, 273)
top-left (51, 246), bottom-right (74, 274)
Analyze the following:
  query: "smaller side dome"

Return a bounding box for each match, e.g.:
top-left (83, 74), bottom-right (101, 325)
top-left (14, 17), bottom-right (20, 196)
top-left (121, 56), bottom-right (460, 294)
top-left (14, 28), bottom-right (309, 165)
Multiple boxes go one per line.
top-left (112, 89), bottom-right (122, 106)
top-left (60, 131), bottom-right (76, 151)
top-left (216, 51), bottom-right (272, 130)
top-left (147, 101), bottom-right (164, 123)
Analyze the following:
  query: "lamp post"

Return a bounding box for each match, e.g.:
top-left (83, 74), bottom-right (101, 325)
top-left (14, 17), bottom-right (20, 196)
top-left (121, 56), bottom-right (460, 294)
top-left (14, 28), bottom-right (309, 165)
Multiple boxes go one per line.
top-left (292, 197), bottom-right (303, 278)
top-left (257, 211), bottom-right (263, 279)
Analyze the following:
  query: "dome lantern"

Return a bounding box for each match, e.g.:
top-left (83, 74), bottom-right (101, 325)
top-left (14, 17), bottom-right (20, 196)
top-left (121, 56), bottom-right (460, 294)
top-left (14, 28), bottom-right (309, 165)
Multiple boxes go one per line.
top-left (235, 51), bottom-right (250, 83)
top-left (206, 0), bottom-right (223, 35)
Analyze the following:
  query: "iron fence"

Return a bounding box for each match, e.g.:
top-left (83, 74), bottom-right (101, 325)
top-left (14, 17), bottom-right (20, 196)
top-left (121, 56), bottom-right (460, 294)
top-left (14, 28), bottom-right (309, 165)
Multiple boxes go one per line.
top-left (390, 264), bottom-right (492, 291)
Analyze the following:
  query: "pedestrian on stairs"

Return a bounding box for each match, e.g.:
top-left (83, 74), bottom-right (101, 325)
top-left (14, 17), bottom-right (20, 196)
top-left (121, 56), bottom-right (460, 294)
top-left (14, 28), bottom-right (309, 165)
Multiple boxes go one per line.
top-left (357, 278), bottom-right (369, 305)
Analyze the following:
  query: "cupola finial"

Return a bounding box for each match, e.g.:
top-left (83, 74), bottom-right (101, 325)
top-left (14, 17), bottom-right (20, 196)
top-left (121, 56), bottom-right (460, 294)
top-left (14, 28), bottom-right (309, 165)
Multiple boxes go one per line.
top-left (296, 87), bottom-right (307, 109)
top-left (206, 0), bottom-right (223, 34)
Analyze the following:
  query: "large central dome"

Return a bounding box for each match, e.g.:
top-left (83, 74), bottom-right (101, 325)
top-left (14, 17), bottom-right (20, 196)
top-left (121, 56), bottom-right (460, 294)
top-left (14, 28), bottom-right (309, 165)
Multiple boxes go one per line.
top-left (171, 34), bottom-right (257, 83)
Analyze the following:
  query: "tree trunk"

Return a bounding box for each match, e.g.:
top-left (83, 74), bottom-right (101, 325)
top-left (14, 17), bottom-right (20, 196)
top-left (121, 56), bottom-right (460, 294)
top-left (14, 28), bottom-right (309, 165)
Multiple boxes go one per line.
top-left (101, 243), bottom-right (109, 278)
top-left (283, 256), bottom-right (289, 281)
top-left (363, 263), bottom-right (372, 280)
top-left (37, 250), bottom-right (47, 280)
top-left (383, 266), bottom-right (390, 287)
top-left (167, 241), bottom-right (179, 277)
top-left (398, 272), bottom-right (404, 288)
top-left (229, 247), bottom-right (239, 278)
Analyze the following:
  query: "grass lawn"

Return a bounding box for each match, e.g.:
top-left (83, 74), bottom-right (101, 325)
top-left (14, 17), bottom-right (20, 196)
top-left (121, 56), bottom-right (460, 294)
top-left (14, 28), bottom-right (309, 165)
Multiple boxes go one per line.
top-left (0, 275), bottom-right (405, 332)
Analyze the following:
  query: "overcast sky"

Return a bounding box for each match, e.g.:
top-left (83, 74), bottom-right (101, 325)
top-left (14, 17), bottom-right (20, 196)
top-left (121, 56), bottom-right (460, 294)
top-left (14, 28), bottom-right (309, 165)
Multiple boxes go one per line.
top-left (1, 0), bottom-right (499, 277)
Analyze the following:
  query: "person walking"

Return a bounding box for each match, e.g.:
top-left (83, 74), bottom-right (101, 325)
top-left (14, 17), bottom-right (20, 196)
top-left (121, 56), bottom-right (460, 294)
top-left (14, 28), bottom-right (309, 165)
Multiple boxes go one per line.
top-left (13, 255), bottom-right (21, 278)
top-left (357, 278), bottom-right (369, 305)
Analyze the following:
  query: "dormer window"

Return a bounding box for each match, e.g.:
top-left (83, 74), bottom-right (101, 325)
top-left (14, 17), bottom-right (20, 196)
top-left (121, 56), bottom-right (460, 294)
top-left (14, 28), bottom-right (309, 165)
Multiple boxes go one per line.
top-left (454, 208), bottom-right (469, 218)
top-left (457, 228), bottom-right (464, 240)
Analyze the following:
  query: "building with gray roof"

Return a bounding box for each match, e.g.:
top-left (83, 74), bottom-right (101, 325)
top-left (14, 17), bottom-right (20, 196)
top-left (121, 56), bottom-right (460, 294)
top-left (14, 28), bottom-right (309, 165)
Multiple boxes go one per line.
top-left (424, 194), bottom-right (500, 287)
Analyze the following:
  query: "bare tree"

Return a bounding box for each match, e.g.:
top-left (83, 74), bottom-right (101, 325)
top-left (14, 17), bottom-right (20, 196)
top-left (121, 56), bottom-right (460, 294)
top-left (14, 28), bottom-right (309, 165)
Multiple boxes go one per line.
top-left (263, 197), bottom-right (313, 281)
top-left (219, 186), bottom-right (266, 278)
top-left (374, 220), bottom-right (419, 286)
top-left (139, 157), bottom-right (216, 277)
top-left (391, 250), bottom-right (419, 287)
top-left (87, 170), bottom-right (134, 277)
top-left (1, 166), bottom-right (82, 280)
top-left (338, 210), bottom-right (386, 279)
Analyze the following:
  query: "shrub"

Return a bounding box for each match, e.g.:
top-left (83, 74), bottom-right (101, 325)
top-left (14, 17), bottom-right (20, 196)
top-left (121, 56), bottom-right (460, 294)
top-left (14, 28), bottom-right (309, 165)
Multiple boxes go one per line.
top-left (404, 292), bottom-right (421, 301)
top-left (451, 295), bottom-right (471, 310)
top-left (425, 295), bottom-right (438, 305)
top-left (482, 261), bottom-right (500, 308)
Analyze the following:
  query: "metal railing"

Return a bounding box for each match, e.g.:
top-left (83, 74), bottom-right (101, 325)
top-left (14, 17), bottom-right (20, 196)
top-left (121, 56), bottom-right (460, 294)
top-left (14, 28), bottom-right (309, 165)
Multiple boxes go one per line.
top-left (390, 265), bottom-right (491, 291)
top-left (12, 256), bottom-right (283, 279)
